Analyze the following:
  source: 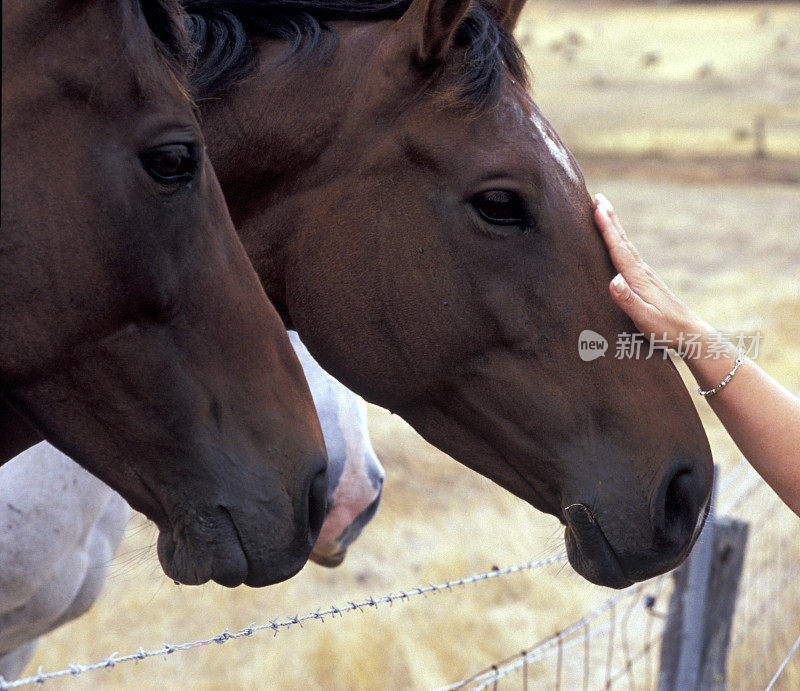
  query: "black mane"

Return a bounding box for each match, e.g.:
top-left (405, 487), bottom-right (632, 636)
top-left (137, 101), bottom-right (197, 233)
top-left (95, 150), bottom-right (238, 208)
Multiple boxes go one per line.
top-left (139, 0), bottom-right (194, 76)
top-left (183, 0), bottom-right (529, 107)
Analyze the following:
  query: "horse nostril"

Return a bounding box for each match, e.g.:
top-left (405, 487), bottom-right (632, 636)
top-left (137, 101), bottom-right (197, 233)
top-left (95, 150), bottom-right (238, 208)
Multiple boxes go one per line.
top-left (307, 468), bottom-right (328, 544)
top-left (653, 467), bottom-right (702, 549)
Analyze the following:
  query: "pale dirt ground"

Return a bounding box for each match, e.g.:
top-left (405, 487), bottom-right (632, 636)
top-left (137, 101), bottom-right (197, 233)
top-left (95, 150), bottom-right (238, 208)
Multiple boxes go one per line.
top-left (21, 2), bottom-right (799, 689)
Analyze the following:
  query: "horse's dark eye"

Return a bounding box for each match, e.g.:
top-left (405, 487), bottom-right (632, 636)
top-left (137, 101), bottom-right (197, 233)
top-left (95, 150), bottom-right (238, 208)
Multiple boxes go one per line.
top-left (140, 144), bottom-right (197, 184)
top-left (471, 190), bottom-right (528, 227)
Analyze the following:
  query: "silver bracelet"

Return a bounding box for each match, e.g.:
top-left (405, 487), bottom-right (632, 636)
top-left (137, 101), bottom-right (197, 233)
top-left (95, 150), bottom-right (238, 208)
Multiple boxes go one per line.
top-left (697, 351), bottom-right (744, 397)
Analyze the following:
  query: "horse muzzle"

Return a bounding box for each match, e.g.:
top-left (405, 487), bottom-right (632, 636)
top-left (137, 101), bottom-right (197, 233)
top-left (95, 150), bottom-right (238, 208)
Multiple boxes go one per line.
top-left (564, 503), bottom-right (634, 589)
top-left (310, 489), bottom-right (383, 568)
top-left (154, 463), bottom-right (328, 587)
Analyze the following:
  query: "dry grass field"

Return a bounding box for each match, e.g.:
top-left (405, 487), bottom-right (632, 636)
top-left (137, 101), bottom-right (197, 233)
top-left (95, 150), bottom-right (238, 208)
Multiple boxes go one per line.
top-left (19, 2), bottom-right (800, 689)
top-left (519, 0), bottom-right (800, 161)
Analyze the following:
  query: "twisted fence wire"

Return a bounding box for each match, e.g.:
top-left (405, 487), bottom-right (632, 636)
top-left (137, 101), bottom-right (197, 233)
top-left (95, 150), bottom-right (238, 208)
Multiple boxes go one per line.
top-left (724, 466), bottom-right (800, 690)
top-left (0, 554), bottom-right (567, 690)
top-left (440, 460), bottom-right (796, 691)
top-left (765, 631), bottom-right (800, 691)
top-left (437, 459), bottom-right (751, 691)
top-left (3, 460), bottom-right (794, 690)
top-left (436, 574), bottom-right (670, 691)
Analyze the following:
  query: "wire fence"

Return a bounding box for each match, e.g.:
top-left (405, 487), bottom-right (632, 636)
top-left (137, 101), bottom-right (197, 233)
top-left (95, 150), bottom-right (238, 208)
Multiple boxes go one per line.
top-left (0, 556), bottom-right (569, 689)
top-left (724, 466), bottom-right (800, 690)
top-left (439, 461), bottom-right (799, 691)
top-left (2, 461), bottom-right (796, 690)
top-left (434, 577), bottom-right (670, 691)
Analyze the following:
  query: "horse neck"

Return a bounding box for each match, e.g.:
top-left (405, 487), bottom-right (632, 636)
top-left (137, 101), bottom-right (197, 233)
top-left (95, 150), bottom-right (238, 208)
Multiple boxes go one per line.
top-left (202, 38), bottom-right (354, 218)
top-left (200, 27), bottom-right (376, 312)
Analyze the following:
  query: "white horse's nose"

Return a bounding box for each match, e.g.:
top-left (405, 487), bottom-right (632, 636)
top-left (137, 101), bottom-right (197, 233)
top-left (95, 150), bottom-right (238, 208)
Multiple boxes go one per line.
top-left (366, 448), bottom-right (385, 490)
top-left (289, 329), bottom-right (384, 567)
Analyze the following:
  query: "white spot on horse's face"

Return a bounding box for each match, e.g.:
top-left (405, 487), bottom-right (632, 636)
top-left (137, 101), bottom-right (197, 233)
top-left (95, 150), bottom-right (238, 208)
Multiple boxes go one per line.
top-left (531, 114), bottom-right (579, 183)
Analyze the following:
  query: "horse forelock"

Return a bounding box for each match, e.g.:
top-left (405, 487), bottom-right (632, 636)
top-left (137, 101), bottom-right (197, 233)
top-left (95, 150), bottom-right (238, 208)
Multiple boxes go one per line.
top-left (450, 3), bottom-right (529, 111)
top-left (182, 0), bottom-right (529, 108)
top-left (135, 0), bottom-right (194, 81)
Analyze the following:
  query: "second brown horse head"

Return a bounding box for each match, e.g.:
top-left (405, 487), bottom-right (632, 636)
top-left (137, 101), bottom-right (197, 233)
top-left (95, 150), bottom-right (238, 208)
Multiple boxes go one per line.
top-left (189, 0), bottom-right (713, 587)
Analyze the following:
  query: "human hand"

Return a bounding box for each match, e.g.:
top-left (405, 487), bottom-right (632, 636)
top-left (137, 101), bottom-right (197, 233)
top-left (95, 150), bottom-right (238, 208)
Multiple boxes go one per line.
top-left (596, 201), bottom-right (800, 519)
top-left (593, 193), bottom-right (710, 353)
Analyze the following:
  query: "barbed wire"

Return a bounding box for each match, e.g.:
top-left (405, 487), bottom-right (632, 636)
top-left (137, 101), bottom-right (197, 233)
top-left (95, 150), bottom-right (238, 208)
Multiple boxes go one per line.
top-left (2, 460), bottom-right (789, 690)
top-left (0, 554), bottom-right (567, 689)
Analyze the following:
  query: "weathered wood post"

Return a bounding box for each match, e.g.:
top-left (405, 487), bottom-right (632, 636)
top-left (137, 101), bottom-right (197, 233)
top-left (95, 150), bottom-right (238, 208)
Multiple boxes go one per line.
top-left (754, 116), bottom-right (767, 159)
top-left (658, 469), bottom-right (750, 691)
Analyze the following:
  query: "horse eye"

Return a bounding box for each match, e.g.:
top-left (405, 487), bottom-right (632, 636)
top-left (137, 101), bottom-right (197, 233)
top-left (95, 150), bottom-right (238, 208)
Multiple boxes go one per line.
top-left (471, 190), bottom-right (528, 227)
top-left (140, 144), bottom-right (197, 184)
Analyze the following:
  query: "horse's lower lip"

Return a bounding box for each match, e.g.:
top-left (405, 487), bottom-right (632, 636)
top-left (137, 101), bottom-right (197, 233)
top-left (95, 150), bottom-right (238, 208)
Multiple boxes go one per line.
top-left (156, 508), bottom-right (249, 587)
top-left (154, 501), bottom-right (316, 587)
top-left (216, 505), bottom-right (250, 587)
top-left (564, 503), bottom-right (633, 589)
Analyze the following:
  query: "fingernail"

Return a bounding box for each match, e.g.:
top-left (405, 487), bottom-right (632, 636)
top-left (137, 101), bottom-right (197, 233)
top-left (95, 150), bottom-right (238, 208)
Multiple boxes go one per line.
top-left (595, 193), bottom-right (613, 212)
top-left (611, 274), bottom-right (626, 294)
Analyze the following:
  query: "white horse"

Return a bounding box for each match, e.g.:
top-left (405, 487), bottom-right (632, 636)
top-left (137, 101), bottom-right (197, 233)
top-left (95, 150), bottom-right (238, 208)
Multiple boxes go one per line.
top-left (291, 332), bottom-right (384, 568)
top-left (0, 443), bottom-right (129, 680)
top-left (0, 332), bottom-right (384, 681)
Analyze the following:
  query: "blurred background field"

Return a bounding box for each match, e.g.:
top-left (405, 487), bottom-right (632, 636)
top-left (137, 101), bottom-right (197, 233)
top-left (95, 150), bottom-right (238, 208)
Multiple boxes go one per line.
top-left (518, 0), bottom-right (800, 162)
top-left (22, 2), bottom-right (799, 689)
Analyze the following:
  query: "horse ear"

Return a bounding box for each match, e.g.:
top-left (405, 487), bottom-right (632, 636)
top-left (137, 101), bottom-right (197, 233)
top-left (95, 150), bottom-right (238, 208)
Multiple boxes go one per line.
top-left (394, 0), bottom-right (472, 68)
top-left (485, 0), bottom-right (528, 33)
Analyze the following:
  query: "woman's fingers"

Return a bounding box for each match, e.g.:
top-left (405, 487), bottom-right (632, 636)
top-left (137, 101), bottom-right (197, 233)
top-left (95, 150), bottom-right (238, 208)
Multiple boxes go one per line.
top-left (609, 272), bottom-right (655, 325)
top-left (594, 193), bottom-right (706, 347)
top-left (593, 197), bottom-right (641, 273)
top-left (595, 196), bottom-right (662, 331)
top-left (594, 195), bottom-right (642, 261)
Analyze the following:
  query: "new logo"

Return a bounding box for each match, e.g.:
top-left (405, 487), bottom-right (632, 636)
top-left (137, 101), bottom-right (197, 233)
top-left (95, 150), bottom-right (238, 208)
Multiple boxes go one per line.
top-left (578, 330), bottom-right (608, 362)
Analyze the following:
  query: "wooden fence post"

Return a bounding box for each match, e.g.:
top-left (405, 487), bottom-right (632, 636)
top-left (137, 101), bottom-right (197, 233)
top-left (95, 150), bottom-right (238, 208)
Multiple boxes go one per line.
top-left (754, 116), bottom-right (767, 159)
top-left (658, 473), bottom-right (750, 691)
top-left (698, 519), bottom-right (750, 689)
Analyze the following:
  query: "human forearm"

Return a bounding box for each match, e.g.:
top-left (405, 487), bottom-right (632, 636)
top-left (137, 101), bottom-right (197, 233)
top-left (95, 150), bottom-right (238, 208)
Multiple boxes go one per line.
top-left (683, 333), bottom-right (800, 515)
top-left (594, 193), bottom-right (800, 517)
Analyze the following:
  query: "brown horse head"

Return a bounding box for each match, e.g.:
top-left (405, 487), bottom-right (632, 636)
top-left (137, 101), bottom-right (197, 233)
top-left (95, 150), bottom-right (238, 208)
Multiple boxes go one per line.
top-left (1, 0), bottom-right (328, 587)
top-left (189, 0), bottom-right (713, 588)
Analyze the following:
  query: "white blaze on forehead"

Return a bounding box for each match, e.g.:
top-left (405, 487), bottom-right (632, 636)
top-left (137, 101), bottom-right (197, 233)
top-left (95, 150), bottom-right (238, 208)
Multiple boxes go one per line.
top-left (531, 113), bottom-right (579, 183)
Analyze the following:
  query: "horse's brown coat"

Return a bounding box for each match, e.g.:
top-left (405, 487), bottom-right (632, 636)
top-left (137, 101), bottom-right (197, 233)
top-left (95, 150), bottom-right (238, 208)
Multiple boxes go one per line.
top-left (194, 0), bottom-right (714, 587)
top-left (1, 0), bottom-right (328, 587)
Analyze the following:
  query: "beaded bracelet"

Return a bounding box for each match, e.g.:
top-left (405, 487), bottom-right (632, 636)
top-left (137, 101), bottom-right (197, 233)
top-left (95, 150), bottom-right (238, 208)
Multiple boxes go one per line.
top-left (697, 351), bottom-right (744, 397)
